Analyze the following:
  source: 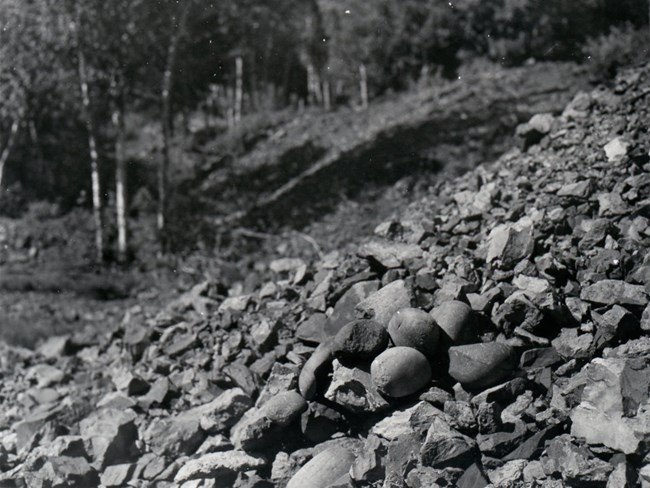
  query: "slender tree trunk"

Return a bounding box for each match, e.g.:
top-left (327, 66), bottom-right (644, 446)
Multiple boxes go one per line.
top-left (160, 0), bottom-right (192, 253)
top-left (112, 82), bottom-right (127, 263)
top-left (234, 56), bottom-right (243, 123)
top-left (306, 63), bottom-right (315, 105)
top-left (359, 63), bottom-right (368, 109)
top-left (0, 117), bottom-right (20, 192)
top-left (73, 7), bottom-right (104, 262)
top-left (322, 79), bottom-right (331, 110)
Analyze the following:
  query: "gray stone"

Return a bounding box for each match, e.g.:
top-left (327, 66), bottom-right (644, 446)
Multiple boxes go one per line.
top-left (487, 459), bottom-right (526, 487)
top-left (324, 360), bottom-right (390, 413)
top-left (298, 340), bottom-right (333, 400)
top-left (350, 435), bottom-right (385, 485)
top-left (255, 363), bottom-right (299, 407)
top-left (448, 342), bottom-right (516, 391)
top-left (359, 240), bottom-right (423, 268)
top-left (198, 388), bottom-right (253, 434)
top-left (444, 401), bottom-right (476, 435)
top-left (296, 313), bottom-right (338, 344)
top-left (230, 391), bottom-right (306, 451)
top-left (581, 279), bottom-right (647, 306)
top-left (174, 451), bottom-right (265, 484)
top-left (79, 408), bottom-right (139, 468)
top-left (286, 447), bottom-right (355, 488)
top-left (420, 416), bottom-right (476, 469)
top-left (551, 328), bottom-right (594, 359)
top-left (485, 219), bottom-right (535, 268)
top-left (371, 346), bottom-right (432, 397)
top-left (387, 308), bottom-right (440, 359)
top-left (101, 463), bottom-right (135, 487)
top-left (357, 279), bottom-right (413, 327)
top-left (331, 319), bottom-right (388, 361)
top-left (541, 435), bottom-right (613, 485)
top-left (23, 454), bottom-right (99, 488)
top-left (143, 412), bottom-right (205, 458)
top-left (570, 357), bottom-right (650, 454)
top-left (329, 280), bottom-right (380, 332)
top-left (370, 401), bottom-right (442, 441)
top-left (430, 300), bottom-right (478, 349)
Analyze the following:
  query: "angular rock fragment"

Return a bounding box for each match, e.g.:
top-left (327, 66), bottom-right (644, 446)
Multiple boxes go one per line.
top-left (329, 280), bottom-right (380, 332)
top-left (101, 463), bottom-right (135, 487)
top-left (357, 279), bottom-right (413, 327)
top-left (370, 401), bottom-right (441, 441)
top-left (541, 435), bottom-right (613, 485)
top-left (350, 435), bottom-right (385, 485)
top-left (174, 451), bottom-right (265, 484)
top-left (420, 416), bottom-right (476, 469)
top-left (359, 240), bottom-right (423, 268)
top-left (23, 454), bottom-right (99, 488)
top-left (580, 279), bottom-right (648, 306)
top-left (485, 220), bottom-right (535, 268)
top-left (143, 412), bottom-right (205, 458)
top-left (79, 408), bottom-right (139, 468)
top-left (570, 357), bottom-right (650, 454)
top-left (324, 360), bottom-right (390, 413)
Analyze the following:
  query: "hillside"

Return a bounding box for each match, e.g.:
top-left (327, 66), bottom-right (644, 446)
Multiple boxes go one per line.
top-left (1, 61), bottom-right (649, 487)
top-left (0, 62), bottom-right (588, 349)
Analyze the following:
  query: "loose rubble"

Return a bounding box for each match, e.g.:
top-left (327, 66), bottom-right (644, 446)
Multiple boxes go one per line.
top-left (1, 64), bottom-right (650, 487)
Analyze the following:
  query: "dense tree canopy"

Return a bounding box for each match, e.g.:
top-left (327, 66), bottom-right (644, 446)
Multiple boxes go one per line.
top-left (0, 0), bottom-right (647, 258)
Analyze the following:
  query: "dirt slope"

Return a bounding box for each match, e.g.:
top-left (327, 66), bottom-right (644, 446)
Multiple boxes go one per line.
top-left (1, 63), bottom-right (650, 486)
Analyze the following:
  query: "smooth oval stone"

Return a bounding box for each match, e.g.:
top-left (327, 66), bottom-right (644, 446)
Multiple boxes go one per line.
top-left (286, 446), bottom-right (355, 488)
top-left (371, 346), bottom-right (432, 397)
top-left (448, 342), bottom-right (517, 391)
top-left (387, 308), bottom-right (440, 359)
top-left (331, 319), bottom-right (389, 361)
top-left (262, 391), bottom-right (307, 426)
top-left (299, 340), bottom-right (333, 400)
top-left (430, 301), bottom-right (478, 348)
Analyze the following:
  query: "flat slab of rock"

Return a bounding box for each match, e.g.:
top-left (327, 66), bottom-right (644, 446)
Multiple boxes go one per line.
top-left (570, 357), bottom-right (650, 454)
top-left (174, 451), bottom-right (265, 484)
top-left (580, 280), bottom-right (647, 306)
top-left (359, 241), bottom-right (423, 268)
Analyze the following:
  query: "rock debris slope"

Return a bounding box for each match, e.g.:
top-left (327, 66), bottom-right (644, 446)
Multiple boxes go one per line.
top-left (2, 64), bottom-right (650, 487)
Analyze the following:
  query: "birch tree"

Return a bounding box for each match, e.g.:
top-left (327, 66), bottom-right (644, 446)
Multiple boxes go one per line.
top-left (159, 0), bottom-right (194, 253)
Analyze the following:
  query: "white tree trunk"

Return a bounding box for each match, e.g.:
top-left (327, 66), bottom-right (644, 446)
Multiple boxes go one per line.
top-left (0, 117), bottom-right (20, 192)
top-left (73, 8), bottom-right (104, 262)
top-left (359, 63), bottom-right (368, 109)
top-left (112, 103), bottom-right (127, 263)
top-left (322, 79), bottom-right (331, 110)
top-left (235, 56), bottom-right (243, 123)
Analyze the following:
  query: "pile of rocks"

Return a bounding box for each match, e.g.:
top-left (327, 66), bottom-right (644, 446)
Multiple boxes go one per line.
top-left (1, 64), bottom-right (650, 487)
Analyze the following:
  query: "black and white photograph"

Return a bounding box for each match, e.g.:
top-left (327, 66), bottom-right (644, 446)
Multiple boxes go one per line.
top-left (1, 1), bottom-right (650, 486)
